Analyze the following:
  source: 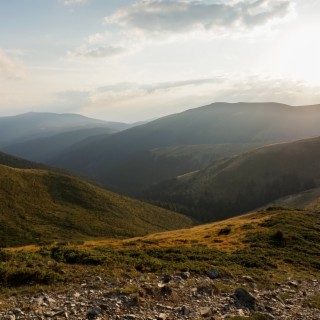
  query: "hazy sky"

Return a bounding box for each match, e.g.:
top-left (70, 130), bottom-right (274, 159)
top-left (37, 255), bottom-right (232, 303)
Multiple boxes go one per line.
top-left (1, 0), bottom-right (320, 122)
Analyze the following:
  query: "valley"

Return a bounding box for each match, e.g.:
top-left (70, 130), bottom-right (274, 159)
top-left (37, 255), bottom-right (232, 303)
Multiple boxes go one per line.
top-left (1, 103), bottom-right (320, 319)
top-left (2, 1), bottom-right (320, 318)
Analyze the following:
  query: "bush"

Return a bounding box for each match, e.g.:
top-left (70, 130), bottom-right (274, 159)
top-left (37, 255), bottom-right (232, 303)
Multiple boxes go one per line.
top-left (50, 246), bottom-right (106, 265)
top-left (0, 266), bottom-right (63, 286)
top-left (218, 227), bottom-right (231, 235)
top-left (0, 249), bottom-right (12, 262)
top-left (270, 230), bottom-right (286, 246)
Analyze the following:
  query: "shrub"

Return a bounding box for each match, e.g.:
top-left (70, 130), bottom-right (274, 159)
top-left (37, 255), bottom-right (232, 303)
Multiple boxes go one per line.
top-left (50, 246), bottom-right (106, 265)
top-left (0, 266), bottom-right (63, 286)
top-left (218, 227), bottom-right (231, 235)
top-left (0, 249), bottom-right (12, 262)
top-left (270, 230), bottom-right (286, 246)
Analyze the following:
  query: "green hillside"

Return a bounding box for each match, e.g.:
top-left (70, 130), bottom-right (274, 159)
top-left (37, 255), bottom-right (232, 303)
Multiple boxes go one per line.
top-left (0, 165), bottom-right (192, 247)
top-left (144, 136), bottom-right (320, 222)
top-left (0, 151), bottom-right (48, 170)
top-left (1, 208), bottom-right (319, 292)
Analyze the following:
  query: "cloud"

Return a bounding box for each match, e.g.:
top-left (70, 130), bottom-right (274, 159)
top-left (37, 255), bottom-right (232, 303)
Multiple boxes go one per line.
top-left (106, 0), bottom-right (292, 36)
top-left (93, 75), bottom-right (316, 109)
top-left (97, 77), bottom-right (226, 95)
top-left (68, 45), bottom-right (127, 59)
top-left (49, 90), bottom-right (91, 113)
top-left (0, 49), bottom-right (26, 80)
top-left (69, 0), bottom-right (292, 60)
top-left (65, 74), bottom-right (320, 122)
top-left (61, 0), bottom-right (88, 5)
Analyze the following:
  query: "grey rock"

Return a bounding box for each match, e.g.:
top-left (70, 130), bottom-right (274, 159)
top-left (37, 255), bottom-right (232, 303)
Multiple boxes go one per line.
top-left (179, 272), bottom-right (190, 279)
top-left (242, 275), bottom-right (254, 282)
top-left (87, 306), bottom-right (103, 319)
top-left (288, 280), bottom-right (298, 287)
top-left (157, 313), bottom-right (167, 320)
top-left (197, 284), bottom-right (219, 296)
top-left (199, 307), bottom-right (213, 317)
top-left (121, 315), bottom-right (138, 320)
top-left (207, 270), bottom-right (220, 279)
top-left (11, 309), bottom-right (22, 315)
top-left (180, 306), bottom-right (191, 316)
top-left (234, 288), bottom-right (256, 310)
top-left (161, 274), bottom-right (172, 283)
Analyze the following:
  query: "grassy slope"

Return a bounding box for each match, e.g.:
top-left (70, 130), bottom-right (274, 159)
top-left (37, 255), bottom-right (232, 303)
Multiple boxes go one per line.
top-left (265, 188), bottom-right (320, 211)
top-left (57, 207), bottom-right (320, 277)
top-left (2, 208), bottom-right (319, 290)
top-left (0, 165), bottom-right (192, 247)
top-left (0, 152), bottom-right (49, 170)
top-left (145, 136), bottom-right (320, 222)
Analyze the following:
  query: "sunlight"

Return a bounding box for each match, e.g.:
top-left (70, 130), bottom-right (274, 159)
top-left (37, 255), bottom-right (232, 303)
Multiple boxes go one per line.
top-left (277, 25), bottom-right (320, 85)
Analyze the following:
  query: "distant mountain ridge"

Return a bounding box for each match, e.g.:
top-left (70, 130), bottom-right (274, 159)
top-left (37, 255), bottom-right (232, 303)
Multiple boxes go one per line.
top-left (3, 103), bottom-right (320, 201)
top-left (48, 102), bottom-right (320, 193)
top-left (3, 127), bottom-right (115, 163)
top-left (0, 112), bottom-right (129, 148)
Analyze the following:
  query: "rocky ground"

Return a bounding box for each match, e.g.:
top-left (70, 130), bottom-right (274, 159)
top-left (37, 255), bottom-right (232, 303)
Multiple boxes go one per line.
top-left (1, 272), bottom-right (319, 320)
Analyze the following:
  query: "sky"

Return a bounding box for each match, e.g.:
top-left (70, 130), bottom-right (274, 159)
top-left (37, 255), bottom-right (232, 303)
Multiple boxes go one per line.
top-left (1, 0), bottom-right (320, 122)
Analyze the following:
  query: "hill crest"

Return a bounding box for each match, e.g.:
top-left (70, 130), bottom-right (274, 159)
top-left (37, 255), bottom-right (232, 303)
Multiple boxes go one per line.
top-left (0, 164), bottom-right (192, 247)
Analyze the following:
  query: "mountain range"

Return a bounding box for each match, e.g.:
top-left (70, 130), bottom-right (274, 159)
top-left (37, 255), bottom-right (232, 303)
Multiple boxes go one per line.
top-left (3, 103), bottom-right (320, 195)
top-left (0, 112), bottom-right (132, 148)
top-left (2, 102), bottom-right (320, 229)
top-left (47, 102), bottom-right (320, 194)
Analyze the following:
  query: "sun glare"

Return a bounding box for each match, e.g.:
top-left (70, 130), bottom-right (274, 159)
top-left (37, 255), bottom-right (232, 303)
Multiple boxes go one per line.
top-left (277, 25), bottom-right (320, 85)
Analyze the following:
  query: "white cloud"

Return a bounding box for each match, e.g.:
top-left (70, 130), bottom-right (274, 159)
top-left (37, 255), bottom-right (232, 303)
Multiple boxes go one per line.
top-left (68, 44), bottom-right (127, 59)
top-left (69, 0), bottom-right (293, 60)
top-left (106, 0), bottom-right (293, 36)
top-left (56, 74), bottom-right (320, 122)
top-left (61, 0), bottom-right (88, 5)
top-left (0, 49), bottom-right (26, 80)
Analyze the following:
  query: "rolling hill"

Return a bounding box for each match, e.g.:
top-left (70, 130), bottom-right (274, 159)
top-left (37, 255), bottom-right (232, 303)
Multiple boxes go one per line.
top-left (104, 143), bottom-right (263, 194)
top-left (49, 102), bottom-right (320, 193)
top-left (89, 207), bottom-right (320, 255)
top-left (0, 164), bottom-right (192, 247)
top-left (0, 112), bottom-right (129, 148)
top-left (3, 127), bottom-right (115, 163)
top-left (144, 136), bottom-right (320, 222)
top-left (0, 151), bottom-right (49, 170)
top-left (266, 187), bottom-right (320, 212)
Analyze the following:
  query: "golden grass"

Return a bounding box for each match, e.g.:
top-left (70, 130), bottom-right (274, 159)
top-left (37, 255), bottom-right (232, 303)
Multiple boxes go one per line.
top-left (3, 210), bottom-right (273, 253)
top-left (7, 245), bottom-right (38, 252)
top-left (80, 210), bottom-right (273, 251)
